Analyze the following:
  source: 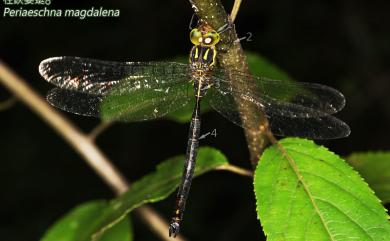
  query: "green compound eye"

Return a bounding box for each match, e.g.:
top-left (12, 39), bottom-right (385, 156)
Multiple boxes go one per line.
top-left (202, 31), bottom-right (220, 46)
top-left (190, 28), bottom-right (203, 45)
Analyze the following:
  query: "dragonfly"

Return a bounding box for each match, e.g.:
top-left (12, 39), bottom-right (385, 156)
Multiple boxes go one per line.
top-left (39, 21), bottom-right (350, 237)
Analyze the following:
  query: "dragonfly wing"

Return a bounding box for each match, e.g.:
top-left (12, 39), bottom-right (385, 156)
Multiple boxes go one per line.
top-left (209, 79), bottom-right (350, 139)
top-left (100, 78), bottom-right (193, 122)
top-left (213, 68), bottom-right (346, 115)
top-left (47, 88), bottom-right (102, 117)
top-left (40, 57), bottom-right (193, 122)
top-left (47, 77), bottom-right (193, 122)
top-left (265, 114), bottom-right (350, 139)
top-left (39, 56), bottom-right (189, 95)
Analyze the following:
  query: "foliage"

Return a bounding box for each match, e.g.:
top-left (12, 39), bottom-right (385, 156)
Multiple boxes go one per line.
top-left (347, 152), bottom-right (390, 203)
top-left (254, 138), bottom-right (390, 241)
top-left (41, 201), bottom-right (133, 241)
top-left (42, 148), bottom-right (228, 241)
top-left (39, 52), bottom-right (390, 240)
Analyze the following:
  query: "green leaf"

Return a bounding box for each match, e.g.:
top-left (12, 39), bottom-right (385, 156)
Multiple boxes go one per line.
top-left (166, 95), bottom-right (212, 123)
top-left (87, 147), bottom-right (227, 240)
top-left (347, 152), bottom-right (390, 203)
top-left (41, 148), bottom-right (227, 241)
top-left (41, 201), bottom-right (133, 241)
top-left (254, 138), bottom-right (390, 241)
top-left (245, 51), bottom-right (291, 81)
top-left (100, 70), bottom-right (192, 123)
top-left (165, 100), bottom-right (194, 123)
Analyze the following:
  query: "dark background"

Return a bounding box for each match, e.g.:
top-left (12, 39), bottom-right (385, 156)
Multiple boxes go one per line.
top-left (1, 0), bottom-right (389, 240)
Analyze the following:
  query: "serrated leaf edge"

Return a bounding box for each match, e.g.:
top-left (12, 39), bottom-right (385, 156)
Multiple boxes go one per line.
top-left (255, 138), bottom-right (389, 240)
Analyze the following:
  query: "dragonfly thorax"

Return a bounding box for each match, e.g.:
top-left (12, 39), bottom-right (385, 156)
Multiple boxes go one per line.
top-left (189, 45), bottom-right (217, 69)
top-left (189, 45), bottom-right (215, 98)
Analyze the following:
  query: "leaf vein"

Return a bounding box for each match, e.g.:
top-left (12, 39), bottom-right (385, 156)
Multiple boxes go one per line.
top-left (314, 198), bottom-right (375, 241)
top-left (275, 143), bottom-right (337, 241)
top-left (300, 170), bottom-right (380, 217)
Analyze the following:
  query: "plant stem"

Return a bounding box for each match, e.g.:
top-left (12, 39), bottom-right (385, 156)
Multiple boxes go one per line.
top-left (88, 121), bottom-right (113, 141)
top-left (216, 164), bottom-right (253, 177)
top-left (0, 60), bottom-right (128, 194)
top-left (189, 0), bottom-right (270, 166)
top-left (230, 0), bottom-right (242, 22)
top-left (0, 60), bottom-right (187, 241)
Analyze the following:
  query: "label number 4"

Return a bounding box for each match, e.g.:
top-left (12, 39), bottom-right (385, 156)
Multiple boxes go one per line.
top-left (211, 129), bottom-right (217, 137)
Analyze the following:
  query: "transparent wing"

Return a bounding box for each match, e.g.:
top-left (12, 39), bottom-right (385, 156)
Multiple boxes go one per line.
top-left (39, 56), bottom-right (190, 95)
top-left (47, 88), bottom-right (103, 117)
top-left (47, 80), bottom-right (193, 122)
top-left (213, 68), bottom-right (346, 116)
top-left (209, 74), bottom-right (350, 139)
top-left (41, 56), bottom-right (193, 122)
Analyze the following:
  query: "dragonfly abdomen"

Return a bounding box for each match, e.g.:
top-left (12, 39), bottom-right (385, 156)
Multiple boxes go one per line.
top-left (169, 96), bottom-right (202, 237)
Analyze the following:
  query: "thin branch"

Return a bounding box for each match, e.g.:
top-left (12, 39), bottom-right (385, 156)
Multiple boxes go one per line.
top-left (89, 121), bottom-right (113, 141)
top-left (216, 164), bottom-right (253, 177)
top-left (0, 60), bottom-right (128, 195)
top-left (230, 0), bottom-right (242, 22)
top-left (0, 60), bottom-right (187, 241)
top-left (136, 206), bottom-right (178, 241)
top-left (0, 96), bottom-right (17, 111)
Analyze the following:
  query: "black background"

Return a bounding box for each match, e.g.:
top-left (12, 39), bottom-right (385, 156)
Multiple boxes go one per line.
top-left (1, 0), bottom-right (389, 240)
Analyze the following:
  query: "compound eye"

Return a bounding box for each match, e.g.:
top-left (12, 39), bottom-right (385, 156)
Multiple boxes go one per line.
top-left (190, 28), bottom-right (203, 45)
top-left (203, 31), bottom-right (220, 46)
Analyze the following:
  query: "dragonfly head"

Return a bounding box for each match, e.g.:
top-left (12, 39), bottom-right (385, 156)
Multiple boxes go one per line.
top-left (189, 23), bottom-right (220, 69)
top-left (190, 23), bottom-right (220, 47)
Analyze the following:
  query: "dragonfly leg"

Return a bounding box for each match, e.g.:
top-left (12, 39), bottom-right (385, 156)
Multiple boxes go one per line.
top-left (188, 14), bottom-right (199, 30)
top-left (216, 15), bottom-right (234, 34)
